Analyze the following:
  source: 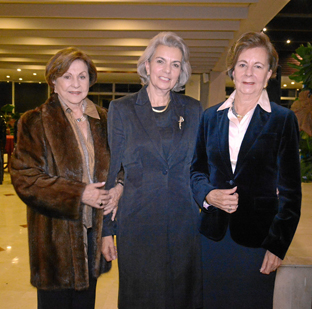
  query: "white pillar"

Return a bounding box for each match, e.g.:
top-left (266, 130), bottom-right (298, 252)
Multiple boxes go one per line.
top-left (208, 71), bottom-right (226, 108)
top-left (185, 74), bottom-right (200, 101)
top-left (12, 81), bottom-right (15, 107)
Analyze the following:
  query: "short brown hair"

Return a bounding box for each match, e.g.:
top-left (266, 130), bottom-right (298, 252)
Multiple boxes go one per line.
top-left (226, 32), bottom-right (279, 80)
top-left (137, 32), bottom-right (191, 92)
top-left (45, 47), bottom-right (97, 93)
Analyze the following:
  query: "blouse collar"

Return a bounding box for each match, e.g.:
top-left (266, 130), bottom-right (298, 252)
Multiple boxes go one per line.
top-left (217, 89), bottom-right (271, 113)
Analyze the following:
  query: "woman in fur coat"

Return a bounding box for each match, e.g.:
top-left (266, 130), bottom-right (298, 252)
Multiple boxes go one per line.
top-left (10, 47), bottom-right (122, 309)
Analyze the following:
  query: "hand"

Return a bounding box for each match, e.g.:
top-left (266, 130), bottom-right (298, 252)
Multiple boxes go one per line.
top-left (260, 250), bottom-right (282, 274)
top-left (101, 236), bottom-right (117, 262)
top-left (206, 187), bottom-right (239, 213)
top-left (81, 182), bottom-right (107, 209)
top-left (102, 183), bottom-right (123, 220)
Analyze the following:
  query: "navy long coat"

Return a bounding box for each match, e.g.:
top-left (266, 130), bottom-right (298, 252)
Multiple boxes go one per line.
top-left (106, 86), bottom-right (203, 309)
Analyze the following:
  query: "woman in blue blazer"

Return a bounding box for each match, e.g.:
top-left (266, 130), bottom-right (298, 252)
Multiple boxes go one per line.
top-left (191, 32), bottom-right (301, 308)
top-left (105, 32), bottom-right (203, 308)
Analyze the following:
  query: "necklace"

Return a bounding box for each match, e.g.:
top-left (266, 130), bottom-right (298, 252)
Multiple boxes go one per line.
top-left (76, 103), bottom-right (86, 122)
top-left (231, 101), bottom-right (243, 119)
top-left (152, 100), bottom-right (170, 113)
top-left (76, 115), bottom-right (87, 122)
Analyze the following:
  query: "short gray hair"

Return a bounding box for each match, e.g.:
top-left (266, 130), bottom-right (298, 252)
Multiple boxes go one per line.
top-left (137, 32), bottom-right (191, 92)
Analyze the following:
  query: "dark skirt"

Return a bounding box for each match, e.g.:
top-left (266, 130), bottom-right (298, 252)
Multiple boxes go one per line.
top-left (201, 229), bottom-right (276, 309)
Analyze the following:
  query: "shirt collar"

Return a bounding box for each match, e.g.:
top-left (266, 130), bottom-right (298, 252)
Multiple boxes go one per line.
top-left (217, 89), bottom-right (271, 113)
top-left (59, 96), bottom-right (100, 120)
top-left (84, 98), bottom-right (100, 119)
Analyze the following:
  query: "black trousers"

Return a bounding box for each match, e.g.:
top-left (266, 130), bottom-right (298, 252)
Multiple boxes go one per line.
top-left (37, 229), bottom-right (97, 309)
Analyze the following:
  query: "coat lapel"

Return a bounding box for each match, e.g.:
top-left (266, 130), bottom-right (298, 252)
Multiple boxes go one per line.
top-left (41, 95), bottom-right (110, 183)
top-left (134, 87), bottom-right (166, 162)
top-left (235, 105), bottom-right (270, 174)
top-left (167, 93), bottom-right (185, 162)
top-left (217, 109), bottom-right (233, 177)
top-left (41, 95), bottom-right (83, 179)
top-left (89, 107), bottom-right (110, 182)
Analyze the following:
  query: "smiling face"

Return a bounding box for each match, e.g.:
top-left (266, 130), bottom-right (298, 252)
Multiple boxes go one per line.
top-left (53, 59), bottom-right (89, 107)
top-left (232, 47), bottom-right (272, 99)
top-left (145, 44), bottom-right (182, 94)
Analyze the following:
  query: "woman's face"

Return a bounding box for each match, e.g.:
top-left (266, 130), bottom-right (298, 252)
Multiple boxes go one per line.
top-left (145, 44), bottom-right (182, 94)
top-left (232, 47), bottom-right (272, 99)
top-left (53, 59), bottom-right (89, 107)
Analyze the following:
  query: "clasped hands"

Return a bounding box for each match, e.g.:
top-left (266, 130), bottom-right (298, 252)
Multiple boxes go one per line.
top-left (206, 186), bottom-right (239, 214)
top-left (81, 182), bottom-right (123, 220)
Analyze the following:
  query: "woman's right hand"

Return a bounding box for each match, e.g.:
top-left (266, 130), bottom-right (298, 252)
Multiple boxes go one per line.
top-left (81, 182), bottom-right (107, 209)
top-left (206, 187), bottom-right (239, 213)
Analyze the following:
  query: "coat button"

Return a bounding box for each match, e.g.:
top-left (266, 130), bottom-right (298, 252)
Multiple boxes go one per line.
top-left (162, 170), bottom-right (168, 175)
top-left (229, 180), bottom-right (235, 186)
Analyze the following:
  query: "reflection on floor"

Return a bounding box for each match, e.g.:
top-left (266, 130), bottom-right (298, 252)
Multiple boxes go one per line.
top-left (0, 172), bottom-right (118, 309)
top-left (1, 171), bottom-right (312, 308)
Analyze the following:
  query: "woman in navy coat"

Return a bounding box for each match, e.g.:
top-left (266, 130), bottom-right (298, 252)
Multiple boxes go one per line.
top-left (105, 32), bottom-right (203, 308)
top-left (190, 32), bottom-right (301, 308)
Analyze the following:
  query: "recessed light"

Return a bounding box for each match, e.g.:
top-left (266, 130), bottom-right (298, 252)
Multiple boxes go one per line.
top-left (33, 73), bottom-right (37, 76)
top-left (283, 84), bottom-right (287, 87)
top-left (17, 68), bottom-right (21, 72)
top-left (286, 40), bottom-right (291, 44)
top-left (6, 75), bottom-right (10, 78)
top-left (19, 78), bottom-right (23, 81)
top-left (263, 28), bottom-right (267, 32)
top-left (291, 81), bottom-right (295, 84)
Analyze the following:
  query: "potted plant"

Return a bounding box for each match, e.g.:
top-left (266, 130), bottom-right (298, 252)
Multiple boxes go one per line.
top-left (289, 42), bottom-right (312, 182)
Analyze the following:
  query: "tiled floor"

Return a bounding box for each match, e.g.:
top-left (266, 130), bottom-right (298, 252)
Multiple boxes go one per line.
top-left (0, 172), bottom-right (119, 309)
top-left (1, 170), bottom-right (312, 309)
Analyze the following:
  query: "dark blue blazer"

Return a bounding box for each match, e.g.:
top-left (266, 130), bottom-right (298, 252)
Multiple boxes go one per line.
top-left (190, 101), bottom-right (302, 259)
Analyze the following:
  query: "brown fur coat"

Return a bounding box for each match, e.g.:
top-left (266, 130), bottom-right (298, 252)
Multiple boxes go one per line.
top-left (10, 94), bottom-right (110, 290)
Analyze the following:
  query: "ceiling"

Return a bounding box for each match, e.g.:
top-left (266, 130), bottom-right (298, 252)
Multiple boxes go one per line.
top-left (0, 0), bottom-right (310, 88)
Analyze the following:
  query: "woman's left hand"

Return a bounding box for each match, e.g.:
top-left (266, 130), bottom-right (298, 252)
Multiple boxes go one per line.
top-left (260, 250), bottom-right (282, 274)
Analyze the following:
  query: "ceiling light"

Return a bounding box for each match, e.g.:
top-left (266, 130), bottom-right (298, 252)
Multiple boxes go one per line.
top-left (291, 81), bottom-right (295, 84)
top-left (33, 73), bottom-right (37, 76)
top-left (283, 84), bottom-right (287, 87)
top-left (263, 28), bottom-right (267, 32)
top-left (17, 68), bottom-right (21, 71)
top-left (19, 78), bottom-right (23, 81)
top-left (6, 75), bottom-right (10, 78)
top-left (286, 40), bottom-right (291, 44)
